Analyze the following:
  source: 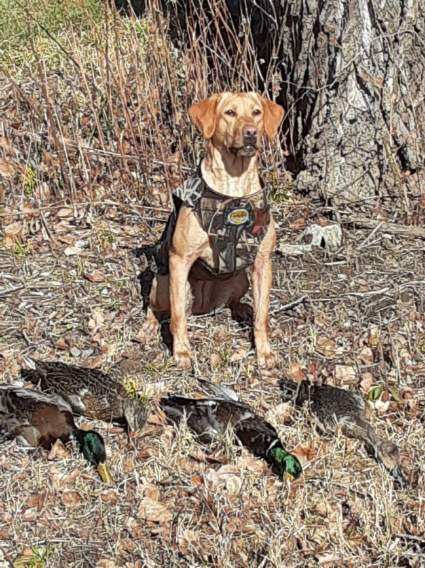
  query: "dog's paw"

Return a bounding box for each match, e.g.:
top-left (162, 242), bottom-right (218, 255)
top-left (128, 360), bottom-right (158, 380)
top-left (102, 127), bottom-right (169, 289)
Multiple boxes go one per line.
top-left (257, 350), bottom-right (276, 370)
top-left (174, 349), bottom-right (193, 370)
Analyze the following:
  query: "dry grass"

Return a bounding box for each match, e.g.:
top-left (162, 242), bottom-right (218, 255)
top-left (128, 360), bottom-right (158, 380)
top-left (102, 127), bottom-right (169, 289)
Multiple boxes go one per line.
top-left (0, 1), bottom-right (424, 566)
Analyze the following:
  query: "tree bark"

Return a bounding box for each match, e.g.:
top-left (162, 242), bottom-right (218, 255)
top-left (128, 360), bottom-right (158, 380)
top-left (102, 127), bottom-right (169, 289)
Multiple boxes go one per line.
top-left (271, 0), bottom-right (425, 205)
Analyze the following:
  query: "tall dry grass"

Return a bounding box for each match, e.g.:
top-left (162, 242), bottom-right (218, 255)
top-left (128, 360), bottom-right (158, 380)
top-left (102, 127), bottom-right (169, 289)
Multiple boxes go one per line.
top-left (0, 0), bottom-right (288, 218)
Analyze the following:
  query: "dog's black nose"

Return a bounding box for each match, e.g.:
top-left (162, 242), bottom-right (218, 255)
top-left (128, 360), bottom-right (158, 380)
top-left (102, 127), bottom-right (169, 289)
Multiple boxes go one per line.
top-left (243, 125), bottom-right (258, 143)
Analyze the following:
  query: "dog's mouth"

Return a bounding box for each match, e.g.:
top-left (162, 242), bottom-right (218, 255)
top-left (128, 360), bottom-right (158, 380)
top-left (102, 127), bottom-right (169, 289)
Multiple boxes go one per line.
top-left (230, 145), bottom-right (258, 158)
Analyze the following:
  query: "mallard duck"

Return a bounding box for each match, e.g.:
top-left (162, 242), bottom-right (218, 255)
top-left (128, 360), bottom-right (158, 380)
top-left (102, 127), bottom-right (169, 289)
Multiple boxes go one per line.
top-left (21, 360), bottom-right (147, 432)
top-left (0, 385), bottom-right (113, 483)
top-left (160, 380), bottom-right (302, 480)
top-left (279, 378), bottom-right (405, 486)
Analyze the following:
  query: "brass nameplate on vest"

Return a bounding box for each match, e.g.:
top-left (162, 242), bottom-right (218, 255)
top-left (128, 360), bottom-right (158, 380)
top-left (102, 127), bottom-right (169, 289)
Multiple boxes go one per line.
top-left (226, 208), bottom-right (250, 225)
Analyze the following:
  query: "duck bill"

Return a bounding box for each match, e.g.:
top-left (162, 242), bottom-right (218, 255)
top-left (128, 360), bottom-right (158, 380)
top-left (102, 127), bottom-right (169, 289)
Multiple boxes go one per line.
top-left (97, 463), bottom-right (114, 484)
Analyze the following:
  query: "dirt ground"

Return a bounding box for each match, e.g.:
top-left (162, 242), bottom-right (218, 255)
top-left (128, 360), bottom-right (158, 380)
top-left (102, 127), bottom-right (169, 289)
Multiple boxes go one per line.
top-left (0, 195), bottom-right (424, 567)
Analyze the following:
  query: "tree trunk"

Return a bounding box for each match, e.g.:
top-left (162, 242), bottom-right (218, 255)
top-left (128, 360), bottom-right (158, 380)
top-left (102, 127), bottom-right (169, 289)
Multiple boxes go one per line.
top-left (145, 0), bottom-right (425, 208)
top-left (272, 0), bottom-right (425, 206)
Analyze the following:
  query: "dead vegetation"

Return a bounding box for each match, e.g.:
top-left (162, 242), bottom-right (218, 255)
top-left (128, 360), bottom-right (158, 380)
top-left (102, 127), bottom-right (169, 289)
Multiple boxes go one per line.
top-left (0, 1), bottom-right (424, 566)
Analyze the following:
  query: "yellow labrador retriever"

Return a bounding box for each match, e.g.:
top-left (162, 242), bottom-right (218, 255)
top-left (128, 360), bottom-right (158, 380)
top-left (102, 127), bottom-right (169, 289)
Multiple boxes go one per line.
top-left (143, 92), bottom-right (284, 369)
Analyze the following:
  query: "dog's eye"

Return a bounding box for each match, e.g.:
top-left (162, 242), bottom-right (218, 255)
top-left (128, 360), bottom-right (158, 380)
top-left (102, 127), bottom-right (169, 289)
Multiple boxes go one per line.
top-left (252, 109), bottom-right (262, 116)
top-left (224, 109), bottom-right (236, 117)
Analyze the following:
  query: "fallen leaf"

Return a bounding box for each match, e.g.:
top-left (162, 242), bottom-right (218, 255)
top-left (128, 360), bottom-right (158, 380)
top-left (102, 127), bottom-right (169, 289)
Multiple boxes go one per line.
top-left (84, 270), bottom-right (105, 283)
top-left (204, 464), bottom-right (240, 488)
top-left (61, 491), bottom-right (83, 508)
top-left (137, 497), bottom-right (172, 524)
top-left (335, 365), bottom-right (357, 386)
top-left (316, 336), bottom-right (337, 358)
top-left (177, 529), bottom-right (198, 555)
top-left (96, 560), bottom-right (116, 568)
top-left (88, 307), bottom-right (105, 332)
top-left (55, 337), bottom-right (68, 350)
top-left (126, 517), bottom-right (144, 538)
top-left (147, 410), bottom-right (167, 426)
top-left (292, 443), bottom-right (317, 463)
top-left (288, 362), bottom-right (306, 382)
top-left (358, 347), bottom-right (374, 365)
top-left (100, 490), bottom-right (119, 505)
top-left (289, 217), bottom-right (307, 230)
top-left (143, 483), bottom-right (160, 501)
top-left (230, 348), bottom-right (248, 363)
top-left (374, 398), bottom-right (391, 414)
top-left (209, 353), bottom-right (221, 368)
top-left (47, 439), bottom-right (70, 460)
top-left (56, 207), bottom-right (74, 218)
top-left (360, 372), bottom-right (374, 394)
top-left (63, 245), bottom-right (82, 256)
top-left (26, 493), bottom-right (46, 511)
top-left (368, 385), bottom-right (384, 401)
top-left (22, 508), bottom-right (38, 522)
top-left (3, 221), bottom-right (24, 247)
top-left (0, 158), bottom-right (17, 178)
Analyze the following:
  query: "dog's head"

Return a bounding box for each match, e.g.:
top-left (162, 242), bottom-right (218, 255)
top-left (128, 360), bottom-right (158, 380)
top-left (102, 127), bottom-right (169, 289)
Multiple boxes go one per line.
top-left (189, 92), bottom-right (284, 158)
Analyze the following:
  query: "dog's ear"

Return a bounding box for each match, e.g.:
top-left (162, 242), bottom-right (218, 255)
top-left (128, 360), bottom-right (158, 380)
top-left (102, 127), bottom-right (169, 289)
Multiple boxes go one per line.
top-left (261, 97), bottom-right (284, 139)
top-left (188, 94), bottom-right (220, 139)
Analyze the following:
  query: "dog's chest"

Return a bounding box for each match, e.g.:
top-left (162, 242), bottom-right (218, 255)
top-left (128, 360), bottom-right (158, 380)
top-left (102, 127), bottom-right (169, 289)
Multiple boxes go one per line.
top-left (177, 176), bottom-right (271, 278)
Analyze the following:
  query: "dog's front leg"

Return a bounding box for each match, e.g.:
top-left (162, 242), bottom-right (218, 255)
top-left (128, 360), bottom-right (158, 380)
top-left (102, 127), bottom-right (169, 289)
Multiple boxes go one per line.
top-left (252, 225), bottom-right (276, 369)
top-left (169, 250), bottom-right (194, 369)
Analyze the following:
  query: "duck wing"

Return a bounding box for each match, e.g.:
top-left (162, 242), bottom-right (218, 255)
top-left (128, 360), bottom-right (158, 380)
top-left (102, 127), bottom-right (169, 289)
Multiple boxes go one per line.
top-left (22, 361), bottom-right (122, 417)
top-left (197, 379), bottom-right (240, 402)
top-left (306, 383), bottom-right (366, 429)
top-left (0, 386), bottom-right (73, 415)
top-left (160, 395), bottom-right (280, 457)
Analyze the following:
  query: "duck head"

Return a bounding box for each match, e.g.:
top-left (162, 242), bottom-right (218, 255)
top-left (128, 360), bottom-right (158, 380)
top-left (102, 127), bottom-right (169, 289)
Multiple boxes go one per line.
top-left (74, 430), bottom-right (114, 483)
top-left (123, 399), bottom-right (147, 432)
top-left (375, 440), bottom-right (406, 487)
top-left (268, 445), bottom-right (302, 480)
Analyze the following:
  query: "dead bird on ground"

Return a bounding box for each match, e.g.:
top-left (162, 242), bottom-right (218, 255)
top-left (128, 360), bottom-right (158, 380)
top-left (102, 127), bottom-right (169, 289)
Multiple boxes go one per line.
top-left (0, 385), bottom-right (113, 483)
top-left (279, 378), bottom-right (406, 486)
top-left (21, 360), bottom-right (147, 432)
top-left (160, 380), bottom-right (302, 480)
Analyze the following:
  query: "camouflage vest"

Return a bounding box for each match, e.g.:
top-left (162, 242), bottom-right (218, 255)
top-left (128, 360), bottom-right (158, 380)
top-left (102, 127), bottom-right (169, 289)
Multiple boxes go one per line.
top-left (151, 174), bottom-right (271, 280)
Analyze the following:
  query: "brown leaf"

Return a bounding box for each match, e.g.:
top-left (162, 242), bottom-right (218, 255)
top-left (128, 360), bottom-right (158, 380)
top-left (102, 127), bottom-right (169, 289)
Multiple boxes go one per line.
top-left (288, 362), bottom-right (306, 382)
top-left (177, 529), bottom-right (198, 555)
top-left (316, 336), bottom-right (337, 358)
top-left (84, 270), bottom-right (106, 283)
top-left (229, 348), bottom-right (248, 363)
top-left (61, 491), bottom-right (83, 508)
top-left (47, 439), bottom-right (70, 460)
top-left (26, 493), bottom-right (46, 511)
top-left (55, 337), bottom-right (68, 350)
top-left (100, 490), bottom-right (119, 505)
top-left (358, 347), bottom-right (374, 365)
top-left (292, 443), bottom-right (317, 463)
top-left (137, 497), bottom-right (172, 524)
top-left (335, 365), bottom-right (357, 386)
top-left (96, 561), bottom-right (117, 568)
top-left (4, 222), bottom-right (24, 247)
top-left (360, 372), bottom-right (374, 394)
top-left (56, 207), bottom-right (74, 218)
top-left (147, 410), bottom-right (167, 426)
top-left (22, 508), bottom-right (38, 522)
top-left (0, 158), bottom-right (17, 178)
top-left (126, 517), bottom-right (144, 538)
